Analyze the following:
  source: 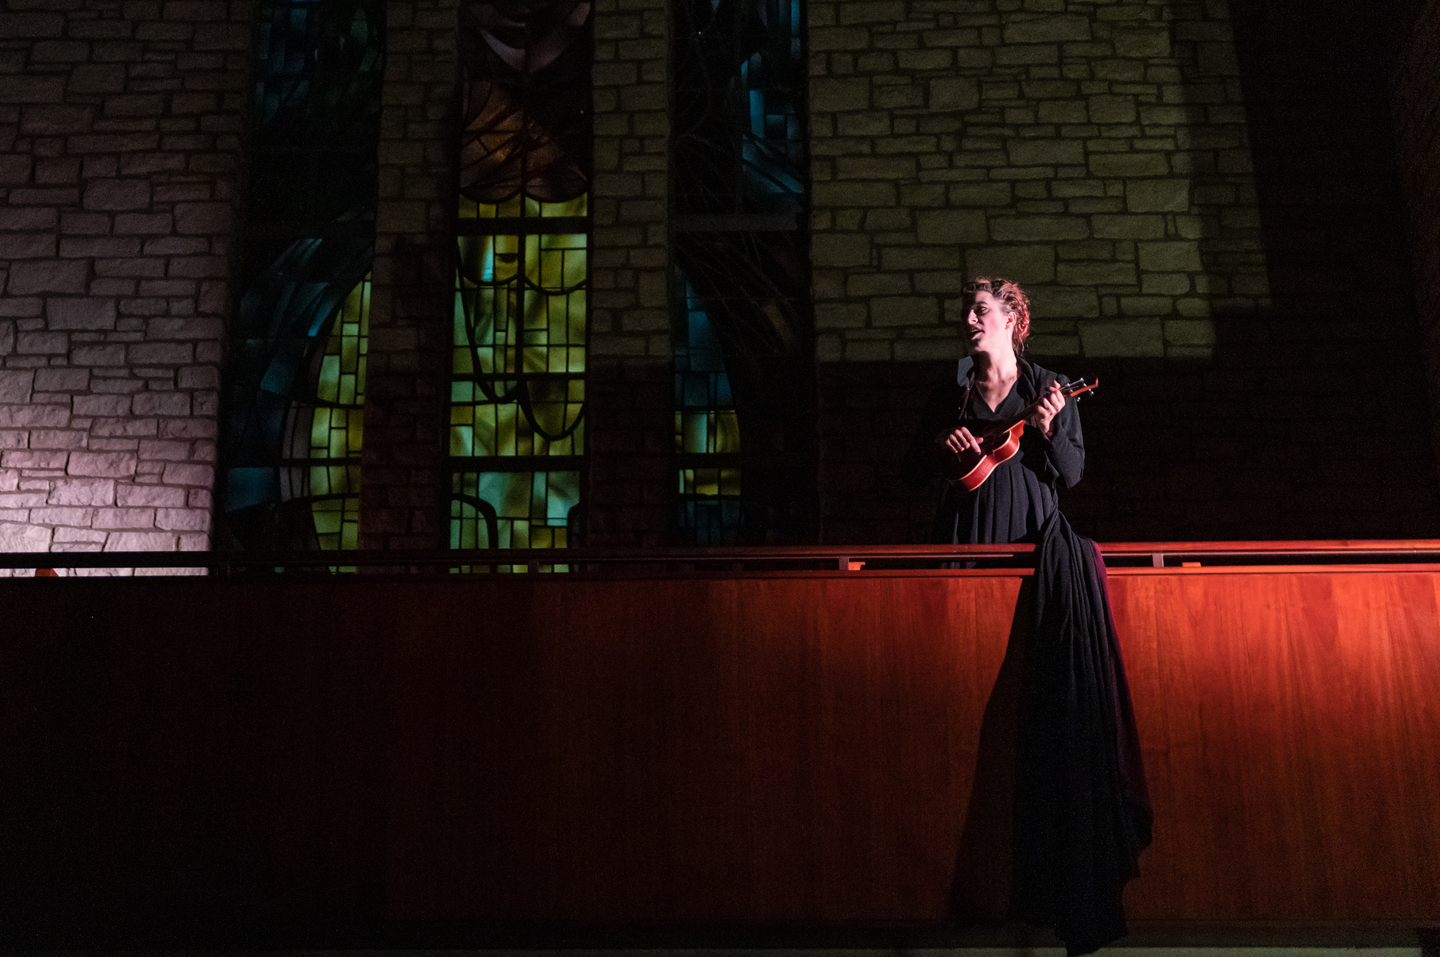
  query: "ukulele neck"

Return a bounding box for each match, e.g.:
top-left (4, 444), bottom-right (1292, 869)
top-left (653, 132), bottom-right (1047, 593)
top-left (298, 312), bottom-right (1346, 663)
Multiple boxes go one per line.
top-left (965, 377), bottom-right (1098, 433)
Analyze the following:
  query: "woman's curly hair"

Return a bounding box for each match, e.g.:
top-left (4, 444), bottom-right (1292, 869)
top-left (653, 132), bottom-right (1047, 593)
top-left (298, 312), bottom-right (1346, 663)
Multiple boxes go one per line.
top-left (964, 276), bottom-right (1031, 354)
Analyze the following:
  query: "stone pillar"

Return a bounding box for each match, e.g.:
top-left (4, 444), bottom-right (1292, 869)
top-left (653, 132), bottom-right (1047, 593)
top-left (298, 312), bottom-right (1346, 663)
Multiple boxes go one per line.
top-left (358, 0), bottom-right (458, 551)
top-left (585, 0), bottom-right (672, 546)
top-left (0, 0), bottom-right (245, 562)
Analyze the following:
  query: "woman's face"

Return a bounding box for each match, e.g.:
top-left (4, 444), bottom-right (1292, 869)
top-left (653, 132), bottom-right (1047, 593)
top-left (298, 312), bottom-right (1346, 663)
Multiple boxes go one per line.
top-left (964, 290), bottom-right (1014, 356)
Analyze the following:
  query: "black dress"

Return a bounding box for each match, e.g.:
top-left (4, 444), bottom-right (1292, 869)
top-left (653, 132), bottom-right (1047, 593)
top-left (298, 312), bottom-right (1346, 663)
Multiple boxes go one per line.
top-left (904, 357), bottom-right (1084, 545)
top-left (907, 357), bottom-right (1152, 957)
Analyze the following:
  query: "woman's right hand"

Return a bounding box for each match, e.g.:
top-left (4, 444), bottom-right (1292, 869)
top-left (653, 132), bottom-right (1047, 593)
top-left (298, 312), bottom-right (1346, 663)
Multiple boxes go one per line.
top-left (941, 427), bottom-right (982, 457)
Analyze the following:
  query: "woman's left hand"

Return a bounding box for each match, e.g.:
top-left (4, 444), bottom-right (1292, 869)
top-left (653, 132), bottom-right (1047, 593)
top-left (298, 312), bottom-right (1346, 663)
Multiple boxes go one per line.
top-left (1029, 381), bottom-right (1065, 437)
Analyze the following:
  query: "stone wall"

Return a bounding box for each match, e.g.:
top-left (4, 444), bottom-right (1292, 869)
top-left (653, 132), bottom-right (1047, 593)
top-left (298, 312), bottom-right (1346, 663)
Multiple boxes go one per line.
top-left (584, 0), bottom-right (673, 546)
top-left (359, 0), bottom-right (455, 550)
top-left (808, 0), bottom-right (1267, 364)
top-left (0, 0), bottom-right (244, 562)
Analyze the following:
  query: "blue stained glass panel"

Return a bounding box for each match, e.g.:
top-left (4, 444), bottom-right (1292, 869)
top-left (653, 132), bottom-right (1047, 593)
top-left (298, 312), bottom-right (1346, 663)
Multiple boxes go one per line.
top-left (670, 0), bottom-right (815, 544)
top-left (673, 0), bottom-right (807, 215)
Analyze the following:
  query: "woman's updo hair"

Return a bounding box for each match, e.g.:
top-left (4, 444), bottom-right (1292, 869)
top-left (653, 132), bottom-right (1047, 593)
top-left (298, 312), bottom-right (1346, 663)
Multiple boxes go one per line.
top-left (964, 276), bottom-right (1031, 354)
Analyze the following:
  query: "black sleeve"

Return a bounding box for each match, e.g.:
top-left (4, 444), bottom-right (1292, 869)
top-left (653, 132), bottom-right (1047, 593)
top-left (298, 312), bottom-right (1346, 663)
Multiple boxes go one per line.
top-left (1030, 374), bottom-right (1085, 488)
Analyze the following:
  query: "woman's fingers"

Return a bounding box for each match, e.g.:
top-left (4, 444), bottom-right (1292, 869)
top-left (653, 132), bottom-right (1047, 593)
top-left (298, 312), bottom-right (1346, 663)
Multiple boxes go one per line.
top-left (943, 428), bottom-right (981, 455)
top-left (1033, 383), bottom-right (1065, 431)
top-left (1029, 391), bottom-right (1061, 434)
top-left (1044, 383), bottom-right (1065, 414)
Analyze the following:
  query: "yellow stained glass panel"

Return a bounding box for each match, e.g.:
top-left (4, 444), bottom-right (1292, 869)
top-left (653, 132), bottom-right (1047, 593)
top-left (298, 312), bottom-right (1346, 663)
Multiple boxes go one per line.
top-left (308, 274), bottom-right (368, 551)
top-left (676, 409), bottom-right (741, 455)
top-left (451, 215), bottom-right (587, 465)
top-left (458, 193), bottom-right (589, 221)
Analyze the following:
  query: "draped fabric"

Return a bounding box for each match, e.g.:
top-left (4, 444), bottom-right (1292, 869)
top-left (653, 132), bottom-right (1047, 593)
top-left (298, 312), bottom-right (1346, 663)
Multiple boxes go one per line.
top-left (906, 360), bottom-right (1151, 953)
top-left (1010, 509), bottom-right (1153, 955)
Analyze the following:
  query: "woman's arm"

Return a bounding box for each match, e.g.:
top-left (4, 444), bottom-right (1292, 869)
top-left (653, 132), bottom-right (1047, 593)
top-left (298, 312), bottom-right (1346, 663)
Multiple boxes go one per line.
top-left (1027, 375), bottom-right (1085, 488)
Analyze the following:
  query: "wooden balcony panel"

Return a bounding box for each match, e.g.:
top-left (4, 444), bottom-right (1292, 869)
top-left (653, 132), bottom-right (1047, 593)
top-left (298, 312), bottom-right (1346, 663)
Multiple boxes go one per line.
top-left (1, 565), bottom-right (1437, 942)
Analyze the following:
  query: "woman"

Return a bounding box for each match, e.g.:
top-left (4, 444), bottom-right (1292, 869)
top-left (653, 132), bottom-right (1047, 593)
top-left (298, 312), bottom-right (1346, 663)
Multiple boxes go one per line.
top-left (904, 277), bottom-right (1084, 545)
top-left (908, 277), bottom-right (1152, 957)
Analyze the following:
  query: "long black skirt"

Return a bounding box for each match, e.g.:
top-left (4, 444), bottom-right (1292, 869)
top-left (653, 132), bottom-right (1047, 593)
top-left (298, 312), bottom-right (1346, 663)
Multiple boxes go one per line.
top-left (1009, 510), bottom-right (1153, 956)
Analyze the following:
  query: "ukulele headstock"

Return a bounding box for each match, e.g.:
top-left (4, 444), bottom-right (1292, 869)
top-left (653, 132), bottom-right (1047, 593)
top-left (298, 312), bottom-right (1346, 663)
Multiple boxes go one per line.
top-left (1063, 377), bottom-right (1098, 401)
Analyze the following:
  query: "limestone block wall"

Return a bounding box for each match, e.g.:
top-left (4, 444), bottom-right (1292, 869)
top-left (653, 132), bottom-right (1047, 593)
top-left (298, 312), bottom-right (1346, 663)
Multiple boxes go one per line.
top-left (585, 0), bottom-right (673, 545)
top-left (807, 0), bottom-right (1266, 363)
top-left (590, 0), bottom-right (668, 362)
top-left (359, 0), bottom-right (455, 550)
top-left (0, 0), bottom-right (244, 560)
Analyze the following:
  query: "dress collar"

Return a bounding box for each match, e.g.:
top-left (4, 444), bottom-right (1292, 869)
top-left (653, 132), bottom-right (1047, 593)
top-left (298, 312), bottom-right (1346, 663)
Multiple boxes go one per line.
top-left (955, 356), bottom-right (974, 385)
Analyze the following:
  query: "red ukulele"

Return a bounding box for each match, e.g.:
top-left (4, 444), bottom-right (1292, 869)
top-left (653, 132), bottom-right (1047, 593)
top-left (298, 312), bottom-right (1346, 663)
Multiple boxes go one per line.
top-left (942, 378), bottom-right (1098, 491)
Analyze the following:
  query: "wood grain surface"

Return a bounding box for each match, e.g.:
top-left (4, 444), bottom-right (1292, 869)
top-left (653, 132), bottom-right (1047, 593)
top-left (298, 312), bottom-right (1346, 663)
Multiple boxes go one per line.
top-left (1, 568), bottom-right (1437, 934)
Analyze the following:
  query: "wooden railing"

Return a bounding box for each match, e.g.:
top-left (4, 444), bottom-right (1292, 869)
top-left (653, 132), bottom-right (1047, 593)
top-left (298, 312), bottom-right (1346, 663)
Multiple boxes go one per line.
top-left (6, 538), bottom-right (1440, 573)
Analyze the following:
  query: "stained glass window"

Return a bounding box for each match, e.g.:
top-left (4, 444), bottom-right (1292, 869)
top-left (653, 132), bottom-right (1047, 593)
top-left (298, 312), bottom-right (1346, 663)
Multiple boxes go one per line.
top-left (452, 0), bottom-right (592, 564)
top-left (451, 470), bottom-right (579, 549)
top-left (673, 0), bottom-right (806, 217)
top-left (221, 0), bottom-right (384, 551)
top-left (675, 279), bottom-right (742, 543)
top-left (302, 275), bottom-right (368, 550)
top-left (671, 0), bottom-right (814, 544)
